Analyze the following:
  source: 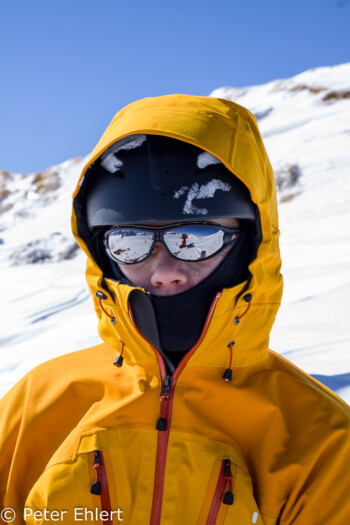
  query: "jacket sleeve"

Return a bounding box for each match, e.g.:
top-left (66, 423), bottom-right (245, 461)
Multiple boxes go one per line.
top-left (0, 370), bottom-right (63, 520)
top-left (279, 397), bottom-right (350, 524)
top-left (0, 373), bottom-right (35, 522)
top-left (0, 361), bottom-right (98, 523)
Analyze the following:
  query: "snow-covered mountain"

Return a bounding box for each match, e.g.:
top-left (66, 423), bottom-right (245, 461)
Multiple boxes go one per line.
top-left (1, 63), bottom-right (350, 402)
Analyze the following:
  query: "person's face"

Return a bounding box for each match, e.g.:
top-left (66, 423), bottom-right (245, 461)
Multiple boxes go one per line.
top-left (116, 218), bottom-right (239, 296)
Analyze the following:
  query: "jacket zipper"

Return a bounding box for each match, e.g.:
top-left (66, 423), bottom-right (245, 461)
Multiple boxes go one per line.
top-left (91, 450), bottom-right (113, 525)
top-left (206, 459), bottom-right (234, 525)
top-left (156, 374), bottom-right (173, 431)
top-left (129, 291), bottom-right (222, 525)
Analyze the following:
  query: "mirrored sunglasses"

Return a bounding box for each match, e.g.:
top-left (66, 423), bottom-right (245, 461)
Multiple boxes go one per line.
top-left (103, 222), bottom-right (241, 264)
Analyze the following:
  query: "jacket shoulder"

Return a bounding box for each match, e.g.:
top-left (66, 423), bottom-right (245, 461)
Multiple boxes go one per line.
top-left (0, 342), bottom-right (117, 408)
top-left (268, 349), bottom-right (350, 416)
top-left (33, 341), bottom-right (115, 373)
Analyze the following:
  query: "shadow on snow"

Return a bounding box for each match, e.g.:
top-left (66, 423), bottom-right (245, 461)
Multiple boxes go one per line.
top-left (312, 373), bottom-right (350, 393)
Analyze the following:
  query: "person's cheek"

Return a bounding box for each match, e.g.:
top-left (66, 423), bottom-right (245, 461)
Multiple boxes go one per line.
top-left (130, 264), bottom-right (153, 288)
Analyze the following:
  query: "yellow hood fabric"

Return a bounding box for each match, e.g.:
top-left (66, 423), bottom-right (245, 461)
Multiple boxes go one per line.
top-left (1, 95), bottom-right (349, 525)
top-left (72, 94), bottom-right (283, 368)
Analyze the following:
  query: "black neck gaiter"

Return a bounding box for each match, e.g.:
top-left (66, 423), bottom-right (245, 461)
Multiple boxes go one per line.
top-left (150, 222), bottom-right (253, 360)
top-left (106, 222), bottom-right (255, 368)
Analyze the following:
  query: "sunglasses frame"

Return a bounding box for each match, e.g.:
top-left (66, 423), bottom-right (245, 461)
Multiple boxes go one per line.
top-left (103, 221), bottom-right (241, 265)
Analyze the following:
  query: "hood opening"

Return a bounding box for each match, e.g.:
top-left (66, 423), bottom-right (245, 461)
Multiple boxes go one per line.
top-left (71, 95), bottom-right (282, 368)
top-left (73, 142), bottom-right (263, 293)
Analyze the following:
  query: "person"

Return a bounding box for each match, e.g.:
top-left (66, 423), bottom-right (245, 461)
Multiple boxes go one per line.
top-left (0, 94), bottom-right (349, 525)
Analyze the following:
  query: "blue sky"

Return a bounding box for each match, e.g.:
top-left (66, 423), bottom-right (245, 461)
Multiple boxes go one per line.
top-left (1, 0), bottom-right (349, 173)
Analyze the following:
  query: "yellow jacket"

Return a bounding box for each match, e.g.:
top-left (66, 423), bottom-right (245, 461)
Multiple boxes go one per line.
top-left (1, 95), bottom-right (349, 525)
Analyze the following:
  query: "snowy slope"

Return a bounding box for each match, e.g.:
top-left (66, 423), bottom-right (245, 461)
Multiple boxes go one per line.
top-left (1, 62), bottom-right (350, 401)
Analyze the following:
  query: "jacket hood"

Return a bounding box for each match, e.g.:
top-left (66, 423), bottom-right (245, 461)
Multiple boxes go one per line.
top-left (72, 94), bottom-right (283, 368)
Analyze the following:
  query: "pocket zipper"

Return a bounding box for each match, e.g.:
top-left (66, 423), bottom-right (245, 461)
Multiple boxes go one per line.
top-left (206, 459), bottom-right (234, 525)
top-left (90, 449), bottom-right (113, 524)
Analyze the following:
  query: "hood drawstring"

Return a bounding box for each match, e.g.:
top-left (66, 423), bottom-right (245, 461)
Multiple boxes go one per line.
top-left (224, 294), bottom-right (253, 382)
top-left (113, 340), bottom-right (125, 368)
top-left (95, 291), bottom-right (124, 367)
top-left (96, 291), bottom-right (116, 325)
top-left (233, 293), bottom-right (252, 325)
top-left (95, 291), bottom-right (125, 368)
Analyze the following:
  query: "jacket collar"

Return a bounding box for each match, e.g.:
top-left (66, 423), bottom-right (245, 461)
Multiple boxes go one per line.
top-left (85, 266), bottom-right (279, 368)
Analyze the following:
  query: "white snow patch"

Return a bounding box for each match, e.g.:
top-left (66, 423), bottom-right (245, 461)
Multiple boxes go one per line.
top-left (197, 151), bottom-right (222, 169)
top-left (101, 155), bottom-right (123, 174)
top-left (173, 186), bottom-right (188, 199)
top-left (174, 179), bottom-right (231, 215)
top-left (100, 134), bottom-right (147, 173)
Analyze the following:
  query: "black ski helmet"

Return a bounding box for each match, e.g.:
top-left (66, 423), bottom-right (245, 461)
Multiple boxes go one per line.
top-left (84, 134), bottom-right (255, 228)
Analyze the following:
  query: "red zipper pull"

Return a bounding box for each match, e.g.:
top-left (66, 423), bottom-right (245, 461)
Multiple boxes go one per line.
top-left (222, 459), bottom-right (234, 505)
top-left (156, 374), bottom-right (173, 431)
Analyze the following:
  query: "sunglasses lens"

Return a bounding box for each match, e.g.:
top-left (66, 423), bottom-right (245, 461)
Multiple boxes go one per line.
top-left (163, 226), bottom-right (225, 261)
top-left (106, 229), bottom-right (154, 263)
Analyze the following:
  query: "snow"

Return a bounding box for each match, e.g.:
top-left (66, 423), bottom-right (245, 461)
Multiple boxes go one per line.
top-left (1, 62), bottom-right (350, 403)
top-left (106, 227), bottom-right (225, 263)
top-left (197, 151), bottom-right (222, 169)
top-left (101, 133), bottom-right (147, 173)
top-left (173, 180), bottom-right (231, 215)
top-left (101, 154), bottom-right (123, 174)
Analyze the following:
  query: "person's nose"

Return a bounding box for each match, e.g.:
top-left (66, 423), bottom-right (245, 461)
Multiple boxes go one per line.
top-left (150, 243), bottom-right (188, 290)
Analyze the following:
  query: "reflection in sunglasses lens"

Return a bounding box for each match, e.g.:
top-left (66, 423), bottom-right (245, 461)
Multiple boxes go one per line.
top-left (106, 225), bottom-right (231, 264)
top-left (108, 229), bottom-right (154, 263)
top-left (164, 227), bottom-right (223, 261)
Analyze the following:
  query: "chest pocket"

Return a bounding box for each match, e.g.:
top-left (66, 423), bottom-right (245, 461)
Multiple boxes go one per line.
top-left (197, 458), bottom-right (264, 525)
top-left (24, 429), bottom-right (157, 525)
top-left (24, 449), bottom-right (116, 525)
